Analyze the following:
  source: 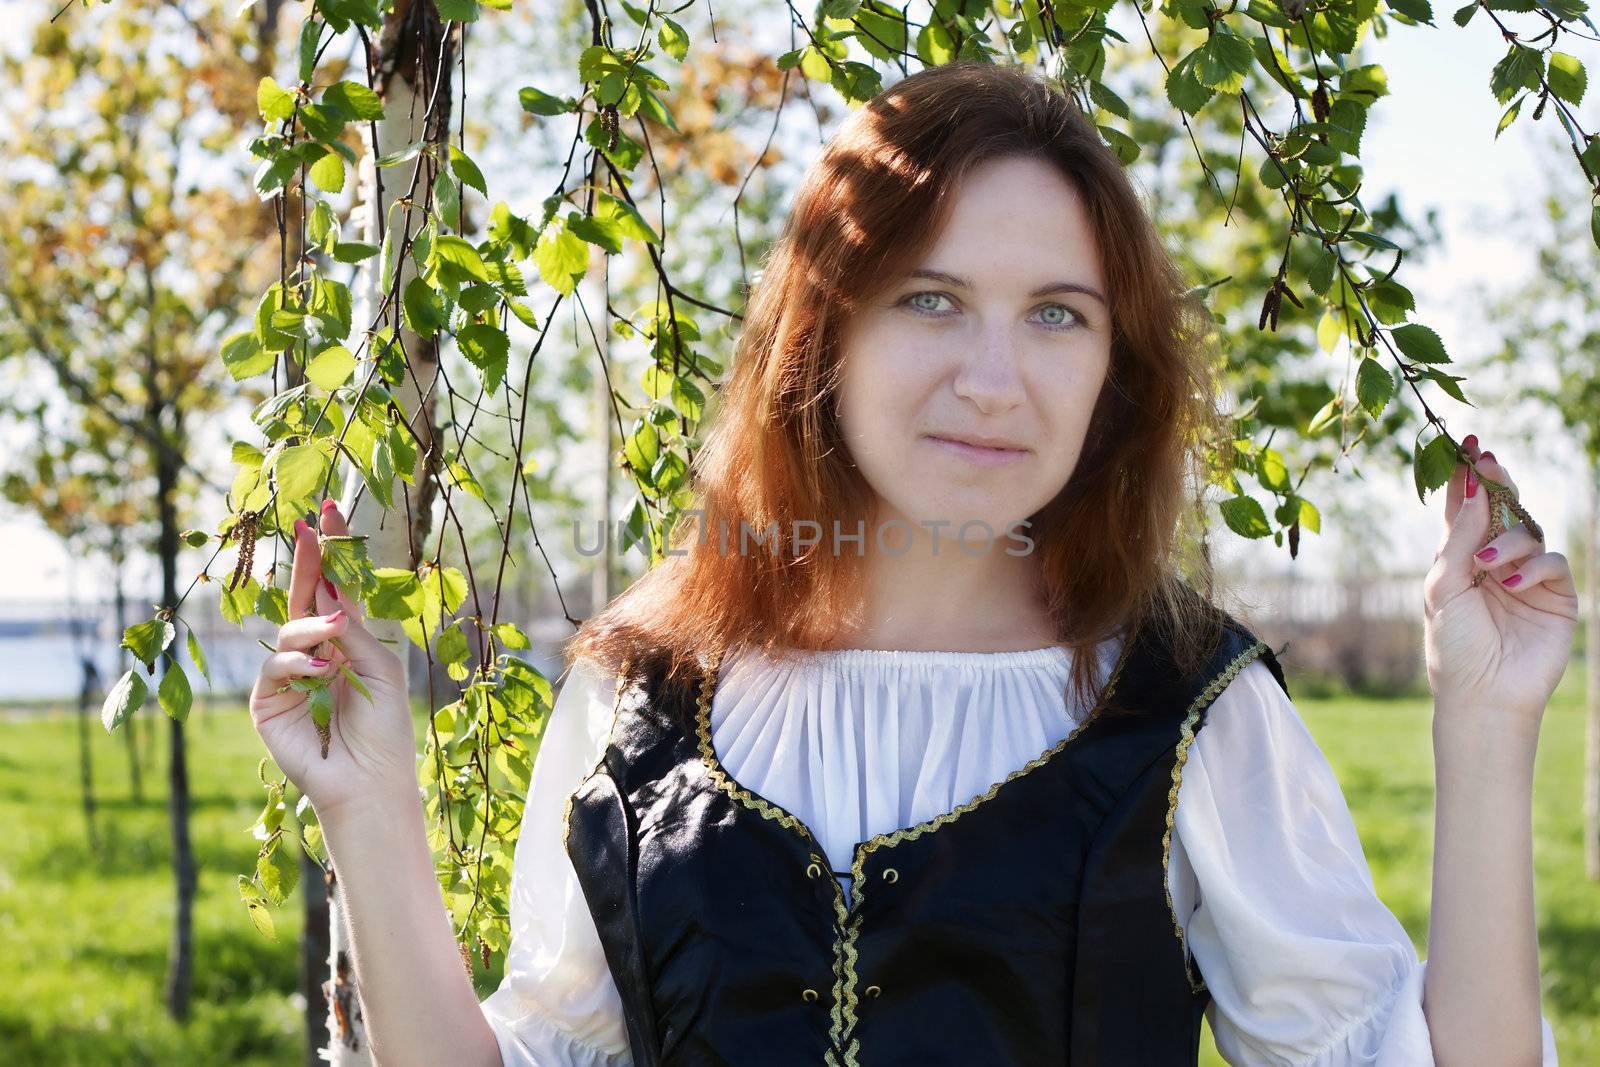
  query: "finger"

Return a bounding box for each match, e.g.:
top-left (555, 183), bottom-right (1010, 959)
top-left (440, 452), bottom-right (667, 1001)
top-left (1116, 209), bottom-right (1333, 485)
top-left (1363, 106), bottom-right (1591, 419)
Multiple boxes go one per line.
top-left (1476, 450), bottom-right (1518, 499)
top-left (313, 498), bottom-right (367, 624)
top-left (1425, 455), bottom-right (1491, 612)
top-left (1470, 523), bottom-right (1543, 574)
top-left (1496, 550), bottom-right (1577, 600)
top-left (254, 649), bottom-right (338, 698)
top-left (273, 611), bottom-right (351, 654)
top-left (289, 516), bottom-right (322, 621)
top-left (1442, 433), bottom-right (1481, 531)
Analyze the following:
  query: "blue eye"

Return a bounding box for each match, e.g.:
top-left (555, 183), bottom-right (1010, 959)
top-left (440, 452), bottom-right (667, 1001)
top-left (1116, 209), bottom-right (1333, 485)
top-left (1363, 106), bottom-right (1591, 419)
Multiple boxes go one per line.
top-left (900, 291), bottom-right (1083, 332)
top-left (1033, 304), bottom-right (1082, 330)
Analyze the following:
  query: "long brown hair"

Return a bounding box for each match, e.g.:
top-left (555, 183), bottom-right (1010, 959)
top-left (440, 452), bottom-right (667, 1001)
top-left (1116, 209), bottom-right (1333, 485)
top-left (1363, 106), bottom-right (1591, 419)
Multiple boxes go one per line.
top-left (566, 60), bottom-right (1229, 712)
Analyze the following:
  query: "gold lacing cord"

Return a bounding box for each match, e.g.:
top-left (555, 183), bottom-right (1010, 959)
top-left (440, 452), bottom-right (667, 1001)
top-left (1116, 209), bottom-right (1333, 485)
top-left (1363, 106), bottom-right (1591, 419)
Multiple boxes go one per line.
top-left (1162, 640), bottom-right (1269, 995)
top-left (561, 658), bottom-right (633, 852)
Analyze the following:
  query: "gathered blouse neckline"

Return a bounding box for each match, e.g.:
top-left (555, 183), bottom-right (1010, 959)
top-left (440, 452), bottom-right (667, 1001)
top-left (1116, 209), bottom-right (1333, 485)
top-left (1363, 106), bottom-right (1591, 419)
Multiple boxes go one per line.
top-left (736, 643), bottom-right (1075, 673)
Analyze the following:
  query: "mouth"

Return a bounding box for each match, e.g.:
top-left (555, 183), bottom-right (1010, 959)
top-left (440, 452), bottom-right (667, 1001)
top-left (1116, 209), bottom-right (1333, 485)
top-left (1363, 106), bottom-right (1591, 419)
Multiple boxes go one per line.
top-left (924, 433), bottom-right (1031, 466)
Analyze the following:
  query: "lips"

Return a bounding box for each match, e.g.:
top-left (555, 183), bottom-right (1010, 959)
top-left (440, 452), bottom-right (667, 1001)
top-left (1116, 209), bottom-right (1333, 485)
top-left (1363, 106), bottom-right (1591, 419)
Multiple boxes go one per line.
top-left (924, 433), bottom-right (1030, 466)
top-left (926, 433), bottom-right (1028, 453)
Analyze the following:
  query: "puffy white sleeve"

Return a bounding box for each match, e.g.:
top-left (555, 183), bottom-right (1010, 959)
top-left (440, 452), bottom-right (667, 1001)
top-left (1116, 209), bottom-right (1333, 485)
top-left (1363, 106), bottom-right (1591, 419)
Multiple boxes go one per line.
top-left (479, 657), bottom-right (635, 1067)
top-left (1167, 658), bottom-right (1559, 1066)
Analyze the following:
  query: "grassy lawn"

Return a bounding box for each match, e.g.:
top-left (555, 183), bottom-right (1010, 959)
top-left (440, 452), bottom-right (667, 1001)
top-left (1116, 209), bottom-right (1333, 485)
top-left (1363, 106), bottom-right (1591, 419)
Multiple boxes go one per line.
top-left (0, 670), bottom-right (1594, 1065)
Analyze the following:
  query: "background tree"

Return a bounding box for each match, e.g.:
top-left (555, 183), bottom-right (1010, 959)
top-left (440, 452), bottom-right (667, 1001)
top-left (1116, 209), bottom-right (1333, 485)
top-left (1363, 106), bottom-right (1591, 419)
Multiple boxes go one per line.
top-left (0, 0), bottom-right (282, 1020)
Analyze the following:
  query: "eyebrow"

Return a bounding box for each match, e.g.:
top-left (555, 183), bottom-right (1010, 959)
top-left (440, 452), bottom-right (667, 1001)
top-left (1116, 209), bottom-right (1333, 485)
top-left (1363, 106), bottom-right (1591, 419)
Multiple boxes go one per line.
top-left (906, 268), bottom-right (1107, 306)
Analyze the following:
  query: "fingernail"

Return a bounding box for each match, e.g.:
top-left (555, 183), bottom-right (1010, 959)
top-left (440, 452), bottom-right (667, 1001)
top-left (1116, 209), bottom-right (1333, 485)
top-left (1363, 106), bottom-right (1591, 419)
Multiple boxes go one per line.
top-left (1481, 450), bottom-right (1496, 464)
top-left (325, 609), bottom-right (345, 623)
top-left (1475, 545), bottom-right (1497, 562)
top-left (1501, 573), bottom-right (1522, 587)
top-left (309, 656), bottom-right (331, 667)
top-left (294, 518), bottom-right (310, 537)
top-left (322, 577), bottom-right (338, 598)
top-left (1462, 434), bottom-right (1478, 451)
top-left (1465, 465), bottom-right (1478, 498)
top-left (321, 498), bottom-right (337, 513)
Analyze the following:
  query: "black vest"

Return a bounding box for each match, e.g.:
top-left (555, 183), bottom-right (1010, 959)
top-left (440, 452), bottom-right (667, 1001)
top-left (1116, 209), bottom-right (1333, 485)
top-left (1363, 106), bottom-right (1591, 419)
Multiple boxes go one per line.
top-left (563, 612), bottom-right (1288, 1066)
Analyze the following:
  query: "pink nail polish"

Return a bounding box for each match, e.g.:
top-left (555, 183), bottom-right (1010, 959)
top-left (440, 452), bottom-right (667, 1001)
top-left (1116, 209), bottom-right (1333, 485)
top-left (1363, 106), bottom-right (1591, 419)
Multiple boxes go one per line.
top-left (1465, 466), bottom-right (1478, 498)
top-left (1462, 434), bottom-right (1478, 451)
top-left (321, 498), bottom-right (337, 513)
top-left (309, 656), bottom-right (331, 667)
top-left (1475, 546), bottom-right (1497, 562)
top-left (1481, 450), bottom-right (1496, 464)
top-left (322, 577), bottom-right (338, 598)
top-left (1501, 573), bottom-right (1522, 587)
top-left (325, 609), bottom-right (345, 623)
top-left (294, 518), bottom-right (310, 537)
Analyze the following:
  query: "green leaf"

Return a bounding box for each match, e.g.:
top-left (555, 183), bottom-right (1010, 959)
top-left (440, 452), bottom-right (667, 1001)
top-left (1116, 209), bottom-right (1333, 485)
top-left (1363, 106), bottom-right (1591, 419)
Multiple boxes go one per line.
top-left (1549, 51), bottom-right (1586, 104)
top-left (436, 0), bottom-right (479, 21)
top-left (309, 152), bottom-right (346, 193)
top-left (534, 218), bottom-right (589, 295)
top-left (1219, 495), bottom-right (1272, 538)
top-left (1256, 448), bottom-right (1291, 493)
top-left (519, 86), bottom-right (575, 116)
top-left (493, 622), bottom-right (530, 649)
top-left (449, 145), bottom-right (488, 195)
top-left (434, 168), bottom-right (461, 227)
top-left (187, 628), bottom-right (212, 688)
top-left (322, 79), bottom-right (385, 122)
top-left (307, 679), bottom-right (334, 733)
top-left (658, 16), bottom-right (689, 61)
top-left (332, 242), bottom-right (380, 264)
top-left (1196, 31), bottom-right (1254, 92)
top-left (1166, 49), bottom-right (1215, 114)
top-left (458, 323), bottom-right (509, 396)
top-left (320, 533), bottom-right (375, 598)
top-left (101, 669), bottom-right (148, 734)
top-left (257, 76), bottom-right (295, 124)
top-left (306, 345), bottom-right (356, 390)
top-left (158, 662), bottom-right (193, 723)
top-left (1391, 322), bottom-right (1450, 364)
top-left (122, 618), bottom-right (176, 672)
top-left (222, 331), bottom-right (275, 381)
top-left (435, 622), bottom-right (470, 666)
top-left (239, 875), bottom-right (277, 940)
top-left (337, 662), bottom-right (373, 703)
top-left (1356, 357), bottom-right (1394, 417)
top-left (431, 235), bottom-right (491, 286)
top-left (273, 443), bottom-right (330, 503)
top-left (369, 567), bottom-right (426, 620)
top-left (1490, 44), bottom-right (1544, 105)
top-left (1413, 432), bottom-right (1459, 501)
top-left (402, 277), bottom-right (449, 338)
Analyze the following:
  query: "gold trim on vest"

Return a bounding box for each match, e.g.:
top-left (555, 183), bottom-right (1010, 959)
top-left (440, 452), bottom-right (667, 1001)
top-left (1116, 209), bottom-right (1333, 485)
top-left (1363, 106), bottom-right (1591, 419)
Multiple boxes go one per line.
top-left (1162, 639), bottom-right (1269, 994)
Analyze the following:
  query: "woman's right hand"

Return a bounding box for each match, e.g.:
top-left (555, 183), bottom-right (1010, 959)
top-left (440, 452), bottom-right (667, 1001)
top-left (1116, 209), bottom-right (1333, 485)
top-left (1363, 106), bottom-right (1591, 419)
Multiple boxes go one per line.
top-left (248, 499), bottom-right (417, 820)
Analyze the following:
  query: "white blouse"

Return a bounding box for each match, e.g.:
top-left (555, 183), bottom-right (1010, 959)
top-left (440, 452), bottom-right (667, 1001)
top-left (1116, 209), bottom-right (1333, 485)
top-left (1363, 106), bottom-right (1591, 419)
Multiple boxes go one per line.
top-left (478, 640), bottom-right (1560, 1066)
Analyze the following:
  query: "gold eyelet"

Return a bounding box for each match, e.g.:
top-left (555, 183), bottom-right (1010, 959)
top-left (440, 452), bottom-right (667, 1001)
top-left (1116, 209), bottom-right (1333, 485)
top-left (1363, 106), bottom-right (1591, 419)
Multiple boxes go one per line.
top-left (806, 862), bottom-right (822, 879)
top-left (865, 984), bottom-right (882, 998)
top-left (802, 987), bottom-right (819, 1002)
top-left (882, 867), bottom-right (898, 883)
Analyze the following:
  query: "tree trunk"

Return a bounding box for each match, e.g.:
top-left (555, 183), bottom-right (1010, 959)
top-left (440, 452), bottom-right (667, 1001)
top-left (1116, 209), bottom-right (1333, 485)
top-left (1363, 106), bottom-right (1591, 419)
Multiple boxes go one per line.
top-left (156, 416), bottom-right (196, 1021)
top-left (588, 147), bottom-right (613, 614)
top-left (1584, 456), bottom-right (1598, 881)
top-left (322, 4), bottom-right (451, 1062)
top-left (77, 654), bottom-right (101, 857)
top-left (112, 547), bottom-right (143, 802)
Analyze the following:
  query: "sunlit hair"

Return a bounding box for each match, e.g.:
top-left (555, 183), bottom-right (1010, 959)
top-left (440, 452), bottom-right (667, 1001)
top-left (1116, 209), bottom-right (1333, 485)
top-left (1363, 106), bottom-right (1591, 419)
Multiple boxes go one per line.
top-left (567, 60), bottom-right (1229, 712)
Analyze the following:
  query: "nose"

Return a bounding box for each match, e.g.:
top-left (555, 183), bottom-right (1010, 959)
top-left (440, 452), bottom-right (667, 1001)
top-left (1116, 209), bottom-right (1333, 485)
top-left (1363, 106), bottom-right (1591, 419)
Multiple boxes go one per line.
top-left (950, 325), bottom-right (1027, 414)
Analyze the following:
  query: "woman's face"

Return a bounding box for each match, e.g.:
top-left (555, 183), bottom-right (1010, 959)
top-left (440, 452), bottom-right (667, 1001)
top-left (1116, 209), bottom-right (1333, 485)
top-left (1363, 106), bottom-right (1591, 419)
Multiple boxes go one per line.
top-left (834, 154), bottom-right (1114, 548)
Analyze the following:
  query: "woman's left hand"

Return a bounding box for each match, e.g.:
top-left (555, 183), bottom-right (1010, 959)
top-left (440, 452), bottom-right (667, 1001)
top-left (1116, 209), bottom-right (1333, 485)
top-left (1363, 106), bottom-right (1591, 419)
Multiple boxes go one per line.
top-left (1423, 435), bottom-right (1578, 729)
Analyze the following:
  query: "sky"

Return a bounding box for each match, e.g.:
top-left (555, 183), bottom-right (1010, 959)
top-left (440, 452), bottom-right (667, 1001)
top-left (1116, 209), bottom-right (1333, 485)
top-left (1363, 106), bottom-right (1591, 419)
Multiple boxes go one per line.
top-left (0, 5), bottom-right (1592, 606)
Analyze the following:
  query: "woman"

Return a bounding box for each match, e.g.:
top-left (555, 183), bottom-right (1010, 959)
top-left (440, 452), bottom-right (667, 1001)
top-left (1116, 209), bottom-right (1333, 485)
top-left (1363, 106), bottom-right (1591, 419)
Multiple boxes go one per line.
top-left (250, 63), bottom-right (1573, 1066)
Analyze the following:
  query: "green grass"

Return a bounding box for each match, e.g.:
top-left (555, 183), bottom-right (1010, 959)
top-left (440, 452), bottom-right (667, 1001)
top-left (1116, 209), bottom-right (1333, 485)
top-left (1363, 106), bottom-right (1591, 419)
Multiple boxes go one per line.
top-left (0, 671), bottom-right (1594, 1065)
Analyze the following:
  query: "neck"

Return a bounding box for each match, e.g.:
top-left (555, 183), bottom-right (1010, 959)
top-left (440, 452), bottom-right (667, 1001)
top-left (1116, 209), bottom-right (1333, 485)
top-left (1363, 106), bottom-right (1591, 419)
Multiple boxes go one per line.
top-left (830, 509), bottom-right (1057, 653)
